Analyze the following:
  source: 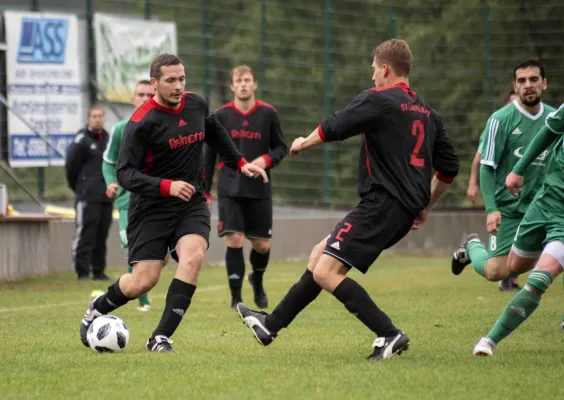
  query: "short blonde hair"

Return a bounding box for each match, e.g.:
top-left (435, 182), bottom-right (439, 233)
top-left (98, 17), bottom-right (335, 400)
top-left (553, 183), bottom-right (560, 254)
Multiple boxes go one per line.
top-left (372, 39), bottom-right (413, 77)
top-left (231, 65), bottom-right (255, 82)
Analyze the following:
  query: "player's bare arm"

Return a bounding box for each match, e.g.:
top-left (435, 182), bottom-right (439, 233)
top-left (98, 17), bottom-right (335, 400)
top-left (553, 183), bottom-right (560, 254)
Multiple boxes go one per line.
top-left (481, 166), bottom-right (502, 235)
top-left (467, 151), bottom-right (482, 204)
top-left (412, 176), bottom-right (450, 230)
top-left (290, 127), bottom-right (324, 156)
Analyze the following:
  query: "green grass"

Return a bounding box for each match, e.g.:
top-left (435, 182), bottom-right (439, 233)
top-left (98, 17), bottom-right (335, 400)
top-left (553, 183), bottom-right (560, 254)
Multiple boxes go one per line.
top-left (1, 256), bottom-right (564, 399)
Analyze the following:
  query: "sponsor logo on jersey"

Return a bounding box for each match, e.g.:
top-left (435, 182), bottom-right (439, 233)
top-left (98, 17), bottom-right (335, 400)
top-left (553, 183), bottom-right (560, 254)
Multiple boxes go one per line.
top-left (330, 241), bottom-right (340, 250)
top-left (514, 146), bottom-right (550, 162)
top-left (231, 129), bottom-right (261, 140)
top-left (169, 132), bottom-right (205, 149)
top-left (242, 120), bottom-right (249, 127)
top-left (511, 128), bottom-right (522, 135)
top-left (178, 119), bottom-right (187, 127)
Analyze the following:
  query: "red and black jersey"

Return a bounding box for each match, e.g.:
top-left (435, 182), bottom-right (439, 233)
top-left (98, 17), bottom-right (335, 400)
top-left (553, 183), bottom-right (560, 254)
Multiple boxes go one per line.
top-left (116, 92), bottom-right (246, 214)
top-left (319, 83), bottom-right (459, 216)
top-left (203, 100), bottom-right (287, 199)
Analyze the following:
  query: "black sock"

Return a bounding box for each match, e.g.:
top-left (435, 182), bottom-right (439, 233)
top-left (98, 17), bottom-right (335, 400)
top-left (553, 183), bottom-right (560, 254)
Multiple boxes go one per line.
top-left (250, 249), bottom-right (270, 291)
top-left (226, 247), bottom-right (245, 301)
top-left (152, 278), bottom-right (196, 339)
top-left (332, 277), bottom-right (399, 337)
top-left (94, 278), bottom-right (132, 314)
top-left (265, 269), bottom-right (322, 333)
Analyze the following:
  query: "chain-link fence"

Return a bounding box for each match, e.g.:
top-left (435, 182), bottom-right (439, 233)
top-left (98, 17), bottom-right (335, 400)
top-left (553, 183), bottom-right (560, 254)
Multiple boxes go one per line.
top-left (1, 0), bottom-right (563, 208)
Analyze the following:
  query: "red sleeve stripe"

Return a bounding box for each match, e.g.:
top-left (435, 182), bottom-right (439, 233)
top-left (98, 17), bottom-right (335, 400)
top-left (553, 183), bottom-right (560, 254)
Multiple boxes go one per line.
top-left (317, 125), bottom-right (327, 142)
top-left (237, 158), bottom-right (248, 170)
top-left (435, 172), bottom-right (454, 184)
top-left (262, 154), bottom-right (273, 168)
top-left (160, 179), bottom-right (173, 197)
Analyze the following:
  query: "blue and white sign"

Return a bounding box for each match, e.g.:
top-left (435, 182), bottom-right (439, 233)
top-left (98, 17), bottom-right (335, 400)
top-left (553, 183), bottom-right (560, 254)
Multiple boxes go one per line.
top-left (5, 11), bottom-right (84, 167)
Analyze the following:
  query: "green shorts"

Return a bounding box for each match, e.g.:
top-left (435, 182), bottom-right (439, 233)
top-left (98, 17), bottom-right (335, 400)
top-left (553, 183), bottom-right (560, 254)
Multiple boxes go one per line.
top-left (512, 200), bottom-right (564, 258)
top-left (487, 213), bottom-right (523, 258)
top-left (119, 209), bottom-right (128, 248)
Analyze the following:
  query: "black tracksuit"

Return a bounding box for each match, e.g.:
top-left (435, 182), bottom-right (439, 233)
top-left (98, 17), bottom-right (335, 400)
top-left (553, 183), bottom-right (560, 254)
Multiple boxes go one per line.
top-left (65, 126), bottom-right (113, 278)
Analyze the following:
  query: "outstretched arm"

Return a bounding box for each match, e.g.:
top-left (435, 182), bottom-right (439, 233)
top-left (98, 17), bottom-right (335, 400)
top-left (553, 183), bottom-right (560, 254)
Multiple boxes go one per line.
top-left (290, 89), bottom-right (379, 155)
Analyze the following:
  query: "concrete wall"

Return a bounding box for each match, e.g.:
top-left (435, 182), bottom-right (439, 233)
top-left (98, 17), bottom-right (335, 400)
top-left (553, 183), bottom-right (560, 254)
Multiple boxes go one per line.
top-left (48, 211), bottom-right (487, 273)
top-left (0, 211), bottom-right (488, 280)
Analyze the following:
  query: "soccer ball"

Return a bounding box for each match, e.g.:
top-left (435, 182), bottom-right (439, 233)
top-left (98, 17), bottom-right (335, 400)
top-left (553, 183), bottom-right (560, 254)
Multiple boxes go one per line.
top-left (87, 315), bottom-right (129, 353)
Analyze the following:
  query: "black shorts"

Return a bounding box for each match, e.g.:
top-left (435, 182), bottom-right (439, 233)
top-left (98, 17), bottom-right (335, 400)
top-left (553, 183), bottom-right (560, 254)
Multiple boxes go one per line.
top-left (323, 190), bottom-right (414, 274)
top-left (127, 197), bottom-right (210, 265)
top-left (217, 196), bottom-right (272, 239)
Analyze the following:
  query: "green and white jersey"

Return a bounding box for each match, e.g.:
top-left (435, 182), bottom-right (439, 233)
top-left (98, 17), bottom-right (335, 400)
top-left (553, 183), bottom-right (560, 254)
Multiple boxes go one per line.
top-left (477, 129), bottom-right (486, 153)
top-left (102, 119), bottom-right (130, 210)
top-left (535, 103), bottom-right (564, 212)
top-left (481, 100), bottom-right (555, 214)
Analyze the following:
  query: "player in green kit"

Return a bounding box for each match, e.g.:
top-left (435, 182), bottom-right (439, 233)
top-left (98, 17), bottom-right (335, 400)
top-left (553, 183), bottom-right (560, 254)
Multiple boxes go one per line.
top-left (451, 59), bottom-right (555, 283)
top-left (473, 103), bottom-right (564, 356)
top-left (467, 90), bottom-right (517, 207)
top-left (467, 90), bottom-right (519, 291)
top-left (102, 80), bottom-right (156, 311)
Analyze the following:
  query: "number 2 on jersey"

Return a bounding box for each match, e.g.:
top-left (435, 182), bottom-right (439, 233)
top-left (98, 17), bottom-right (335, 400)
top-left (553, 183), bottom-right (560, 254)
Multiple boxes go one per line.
top-left (410, 120), bottom-right (425, 167)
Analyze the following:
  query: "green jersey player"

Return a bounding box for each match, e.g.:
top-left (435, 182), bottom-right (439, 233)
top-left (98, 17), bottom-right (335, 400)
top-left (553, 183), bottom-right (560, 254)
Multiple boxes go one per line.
top-left (467, 90), bottom-right (519, 291)
top-left (102, 80), bottom-right (156, 311)
top-left (451, 59), bottom-right (555, 283)
top-left (468, 90), bottom-right (518, 206)
top-left (473, 103), bottom-right (564, 356)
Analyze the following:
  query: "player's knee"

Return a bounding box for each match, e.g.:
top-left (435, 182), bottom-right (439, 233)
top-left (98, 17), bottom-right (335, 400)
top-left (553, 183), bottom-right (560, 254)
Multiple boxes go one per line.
top-left (308, 241), bottom-right (326, 270)
top-left (226, 233), bottom-right (245, 248)
top-left (312, 266), bottom-right (330, 288)
top-left (130, 275), bottom-right (158, 297)
top-left (251, 240), bottom-right (270, 254)
top-left (508, 247), bottom-right (539, 274)
top-left (128, 263), bottom-right (160, 296)
top-left (538, 240), bottom-right (564, 276)
top-left (484, 258), bottom-right (508, 281)
top-left (183, 248), bottom-right (205, 272)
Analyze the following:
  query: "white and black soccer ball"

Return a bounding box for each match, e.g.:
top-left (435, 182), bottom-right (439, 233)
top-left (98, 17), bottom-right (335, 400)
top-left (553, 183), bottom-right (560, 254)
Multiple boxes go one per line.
top-left (87, 315), bottom-right (129, 353)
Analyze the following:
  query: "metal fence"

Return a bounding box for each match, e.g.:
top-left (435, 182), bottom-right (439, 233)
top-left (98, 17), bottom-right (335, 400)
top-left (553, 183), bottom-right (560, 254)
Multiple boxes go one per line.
top-left (1, 0), bottom-right (563, 208)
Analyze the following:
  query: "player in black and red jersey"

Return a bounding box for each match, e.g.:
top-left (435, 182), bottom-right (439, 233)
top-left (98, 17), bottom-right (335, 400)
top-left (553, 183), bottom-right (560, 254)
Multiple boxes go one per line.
top-left (203, 65), bottom-right (287, 310)
top-left (78, 54), bottom-right (268, 352)
top-left (237, 39), bottom-right (460, 361)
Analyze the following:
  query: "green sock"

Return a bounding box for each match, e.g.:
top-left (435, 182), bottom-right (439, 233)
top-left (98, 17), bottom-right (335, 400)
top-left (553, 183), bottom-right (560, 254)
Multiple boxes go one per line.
top-left (128, 265), bottom-right (150, 307)
top-left (486, 270), bottom-right (552, 344)
top-left (467, 240), bottom-right (488, 277)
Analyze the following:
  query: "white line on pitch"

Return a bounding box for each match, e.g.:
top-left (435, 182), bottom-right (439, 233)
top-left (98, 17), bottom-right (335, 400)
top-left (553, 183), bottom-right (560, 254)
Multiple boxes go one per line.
top-left (0, 278), bottom-right (296, 314)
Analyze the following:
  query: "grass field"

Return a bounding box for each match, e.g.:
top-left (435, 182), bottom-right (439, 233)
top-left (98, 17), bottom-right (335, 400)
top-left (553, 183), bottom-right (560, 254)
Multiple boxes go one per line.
top-left (2, 256), bottom-right (564, 399)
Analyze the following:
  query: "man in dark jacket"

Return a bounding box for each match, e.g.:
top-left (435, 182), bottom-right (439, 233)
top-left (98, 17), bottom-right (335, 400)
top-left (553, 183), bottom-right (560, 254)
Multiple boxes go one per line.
top-left (65, 106), bottom-right (113, 281)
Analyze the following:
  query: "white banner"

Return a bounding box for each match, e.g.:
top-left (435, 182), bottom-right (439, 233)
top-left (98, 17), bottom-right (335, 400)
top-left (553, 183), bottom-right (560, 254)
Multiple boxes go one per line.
top-left (94, 13), bottom-right (177, 104)
top-left (5, 11), bottom-right (84, 167)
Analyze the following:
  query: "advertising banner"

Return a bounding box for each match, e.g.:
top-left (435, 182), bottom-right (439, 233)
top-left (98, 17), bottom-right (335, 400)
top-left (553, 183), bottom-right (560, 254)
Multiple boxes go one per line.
top-left (94, 13), bottom-right (177, 103)
top-left (5, 11), bottom-right (84, 167)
